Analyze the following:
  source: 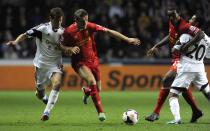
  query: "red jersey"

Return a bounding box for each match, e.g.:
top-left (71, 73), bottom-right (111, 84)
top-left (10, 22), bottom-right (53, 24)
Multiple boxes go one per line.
top-left (62, 22), bottom-right (107, 64)
top-left (169, 17), bottom-right (200, 61)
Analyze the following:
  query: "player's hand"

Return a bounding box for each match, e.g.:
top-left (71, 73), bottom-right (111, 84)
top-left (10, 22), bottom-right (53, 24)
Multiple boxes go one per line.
top-left (127, 38), bottom-right (141, 45)
top-left (71, 46), bottom-right (80, 54)
top-left (147, 47), bottom-right (158, 56)
top-left (6, 41), bottom-right (17, 45)
top-left (65, 46), bottom-right (80, 55)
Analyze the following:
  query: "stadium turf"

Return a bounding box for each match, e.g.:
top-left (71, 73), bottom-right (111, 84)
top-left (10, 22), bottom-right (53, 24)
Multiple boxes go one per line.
top-left (0, 91), bottom-right (209, 131)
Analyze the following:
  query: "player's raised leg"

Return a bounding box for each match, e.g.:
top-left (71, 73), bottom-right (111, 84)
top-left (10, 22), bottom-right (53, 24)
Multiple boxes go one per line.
top-left (35, 67), bottom-right (49, 105)
top-left (82, 80), bottom-right (101, 105)
top-left (145, 70), bottom-right (175, 122)
top-left (41, 72), bottom-right (62, 121)
top-left (35, 88), bottom-right (48, 105)
top-left (78, 66), bottom-right (106, 121)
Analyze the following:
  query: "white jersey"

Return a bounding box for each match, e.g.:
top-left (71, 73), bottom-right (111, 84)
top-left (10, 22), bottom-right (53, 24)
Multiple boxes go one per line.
top-left (174, 33), bottom-right (210, 72)
top-left (26, 22), bottom-right (64, 68)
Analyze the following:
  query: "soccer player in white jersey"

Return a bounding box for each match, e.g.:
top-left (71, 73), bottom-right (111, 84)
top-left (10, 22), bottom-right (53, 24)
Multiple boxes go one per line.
top-left (7, 7), bottom-right (64, 121)
top-left (167, 32), bottom-right (210, 124)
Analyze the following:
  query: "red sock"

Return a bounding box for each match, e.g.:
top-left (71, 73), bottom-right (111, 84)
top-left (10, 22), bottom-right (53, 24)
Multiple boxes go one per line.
top-left (153, 87), bottom-right (170, 115)
top-left (90, 85), bottom-right (103, 113)
top-left (83, 86), bottom-right (91, 96)
top-left (182, 89), bottom-right (200, 112)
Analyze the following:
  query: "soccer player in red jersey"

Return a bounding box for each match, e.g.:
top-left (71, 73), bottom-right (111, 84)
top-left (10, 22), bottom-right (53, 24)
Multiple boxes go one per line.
top-left (145, 10), bottom-right (204, 123)
top-left (60, 9), bottom-right (140, 121)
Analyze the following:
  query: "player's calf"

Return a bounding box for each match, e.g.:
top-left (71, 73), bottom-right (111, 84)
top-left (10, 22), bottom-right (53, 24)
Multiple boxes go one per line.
top-left (35, 90), bottom-right (48, 105)
top-left (200, 83), bottom-right (210, 101)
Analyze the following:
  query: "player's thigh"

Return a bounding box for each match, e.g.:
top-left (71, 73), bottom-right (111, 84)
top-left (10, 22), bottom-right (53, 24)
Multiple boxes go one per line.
top-left (35, 67), bottom-right (50, 90)
top-left (78, 66), bottom-right (96, 85)
top-left (193, 72), bottom-right (209, 91)
top-left (171, 72), bottom-right (194, 89)
top-left (162, 70), bottom-right (177, 87)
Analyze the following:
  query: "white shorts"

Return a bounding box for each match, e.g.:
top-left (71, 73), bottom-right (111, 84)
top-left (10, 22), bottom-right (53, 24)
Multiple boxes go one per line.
top-left (35, 66), bottom-right (63, 90)
top-left (170, 71), bottom-right (209, 94)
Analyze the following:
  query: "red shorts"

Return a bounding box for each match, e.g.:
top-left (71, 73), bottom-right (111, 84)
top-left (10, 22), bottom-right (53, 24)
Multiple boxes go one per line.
top-left (169, 59), bottom-right (180, 72)
top-left (71, 60), bottom-right (101, 81)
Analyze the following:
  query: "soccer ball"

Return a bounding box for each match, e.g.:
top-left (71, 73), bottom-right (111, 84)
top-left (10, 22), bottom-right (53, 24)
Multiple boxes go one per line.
top-left (122, 109), bottom-right (139, 125)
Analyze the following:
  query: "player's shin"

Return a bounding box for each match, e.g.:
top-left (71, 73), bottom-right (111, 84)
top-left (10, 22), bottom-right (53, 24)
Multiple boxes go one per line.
top-left (153, 87), bottom-right (170, 115)
top-left (169, 96), bottom-right (181, 121)
top-left (182, 89), bottom-right (200, 112)
top-left (90, 85), bottom-right (103, 113)
top-left (44, 89), bottom-right (60, 114)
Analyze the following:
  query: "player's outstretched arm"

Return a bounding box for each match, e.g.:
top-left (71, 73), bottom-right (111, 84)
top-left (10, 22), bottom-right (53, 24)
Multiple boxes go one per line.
top-left (106, 29), bottom-right (141, 46)
top-left (7, 33), bottom-right (27, 45)
top-left (180, 31), bottom-right (205, 53)
top-left (60, 44), bottom-right (80, 55)
top-left (147, 35), bottom-right (169, 56)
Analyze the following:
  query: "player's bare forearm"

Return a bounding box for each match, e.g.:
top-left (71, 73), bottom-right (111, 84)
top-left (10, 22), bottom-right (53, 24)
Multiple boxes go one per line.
top-left (106, 29), bottom-right (129, 42)
top-left (106, 29), bottom-right (140, 45)
top-left (60, 43), bottom-right (80, 55)
top-left (180, 31), bottom-right (204, 53)
top-left (147, 35), bottom-right (169, 56)
top-left (7, 33), bottom-right (27, 45)
top-left (154, 35), bottom-right (169, 48)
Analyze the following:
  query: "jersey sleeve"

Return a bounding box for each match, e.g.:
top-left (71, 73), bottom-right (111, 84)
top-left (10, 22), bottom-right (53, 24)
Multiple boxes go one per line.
top-left (182, 23), bottom-right (200, 37)
top-left (87, 22), bottom-right (107, 32)
top-left (26, 24), bottom-right (45, 39)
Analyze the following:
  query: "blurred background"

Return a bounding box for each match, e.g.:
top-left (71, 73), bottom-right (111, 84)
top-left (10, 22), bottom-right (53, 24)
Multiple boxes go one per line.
top-left (0, 0), bottom-right (210, 61)
top-left (0, 0), bottom-right (210, 90)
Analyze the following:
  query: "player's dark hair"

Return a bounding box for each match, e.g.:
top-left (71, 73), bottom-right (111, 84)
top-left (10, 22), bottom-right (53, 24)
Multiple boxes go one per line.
top-left (195, 11), bottom-right (204, 28)
top-left (74, 9), bottom-right (88, 21)
top-left (50, 7), bottom-right (64, 19)
top-left (167, 9), bottom-right (177, 17)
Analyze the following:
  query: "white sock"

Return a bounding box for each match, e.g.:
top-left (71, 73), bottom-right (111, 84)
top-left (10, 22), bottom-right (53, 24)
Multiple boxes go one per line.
top-left (44, 90), bottom-right (59, 113)
top-left (169, 97), bottom-right (181, 121)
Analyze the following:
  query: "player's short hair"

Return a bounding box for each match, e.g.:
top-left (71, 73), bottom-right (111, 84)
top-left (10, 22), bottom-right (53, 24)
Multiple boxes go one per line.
top-left (50, 7), bottom-right (64, 19)
top-left (74, 9), bottom-right (88, 20)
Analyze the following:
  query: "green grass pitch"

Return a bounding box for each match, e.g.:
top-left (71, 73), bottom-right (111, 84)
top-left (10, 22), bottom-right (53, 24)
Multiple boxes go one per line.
top-left (0, 91), bottom-right (209, 131)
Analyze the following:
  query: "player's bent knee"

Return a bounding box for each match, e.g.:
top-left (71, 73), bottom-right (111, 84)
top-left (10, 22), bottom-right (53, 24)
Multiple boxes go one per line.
top-left (52, 80), bottom-right (62, 90)
top-left (86, 77), bottom-right (96, 86)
